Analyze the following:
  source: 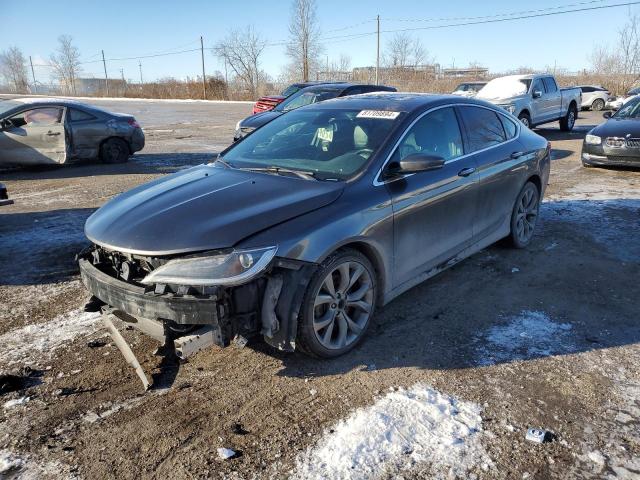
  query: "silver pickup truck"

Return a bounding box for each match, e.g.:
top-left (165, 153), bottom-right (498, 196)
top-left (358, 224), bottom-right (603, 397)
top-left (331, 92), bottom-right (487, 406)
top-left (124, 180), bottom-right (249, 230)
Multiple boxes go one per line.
top-left (476, 74), bottom-right (582, 131)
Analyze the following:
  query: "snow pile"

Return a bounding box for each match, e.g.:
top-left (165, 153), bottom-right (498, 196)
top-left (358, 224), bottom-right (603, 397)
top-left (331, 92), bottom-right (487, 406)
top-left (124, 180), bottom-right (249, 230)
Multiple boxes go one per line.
top-left (291, 385), bottom-right (489, 479)
top-left (4, 396), bottom-right (29, 409)
top-left (0, 450), bottom-right (24, 475)
top-left (476, 311), bottom-right (575, 366)
top-left (0, 309), bottom-right (101, 366)
top-left (476, 75), bottom-right (529, 100)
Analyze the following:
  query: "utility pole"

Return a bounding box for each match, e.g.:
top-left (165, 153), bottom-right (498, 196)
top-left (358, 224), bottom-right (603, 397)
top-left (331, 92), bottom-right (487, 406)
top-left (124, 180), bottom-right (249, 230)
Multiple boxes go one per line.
top-left (326, 55), bottom-right (329, 81)
top-left (223, 57), bottom-right (228, 100)
top-left (375, 15), bottom-right (380, 85)
top-left (120, 68), bottom-right (125, 96)
top-left (29, 56), bottom-right (37, 94)
top-left (138, 60), bottom-right (143, 85)
top-left (200, 35), bottom-right (207, 100)
top-left (102, 50), bottom-right (109, 97)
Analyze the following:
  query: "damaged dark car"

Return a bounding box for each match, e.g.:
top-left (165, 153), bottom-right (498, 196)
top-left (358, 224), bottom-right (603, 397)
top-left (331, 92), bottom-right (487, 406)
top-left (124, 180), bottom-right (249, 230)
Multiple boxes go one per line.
top-left (79, 93), bottom-right (550, 378)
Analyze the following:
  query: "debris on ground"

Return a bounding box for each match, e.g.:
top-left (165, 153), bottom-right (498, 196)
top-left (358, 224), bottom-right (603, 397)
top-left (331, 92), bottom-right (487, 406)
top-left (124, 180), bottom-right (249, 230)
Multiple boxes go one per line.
top-left (0, 450), bottom-right (23, 475)
top-left (525, 427), bottom-right (552, 444)
top-left (511, 267), bottom-right (520, 273)
top-left (233, 334), bottom-right (248, 349)
top-left (3, 396), bottom-right (30, 409)
top-left (231, 423), bottom-right (249, 435)
top-left (0, 373), bottom-right (28, 395)
top-left (87, 339), bottom-right (108, 348)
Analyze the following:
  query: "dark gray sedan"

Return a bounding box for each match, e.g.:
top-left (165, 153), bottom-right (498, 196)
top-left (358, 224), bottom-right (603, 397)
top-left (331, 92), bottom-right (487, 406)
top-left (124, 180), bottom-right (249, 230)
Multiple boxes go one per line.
top-left (79, 93), bottom-right (549, 373)
top-left (0, 98), bottom-right (144, 166)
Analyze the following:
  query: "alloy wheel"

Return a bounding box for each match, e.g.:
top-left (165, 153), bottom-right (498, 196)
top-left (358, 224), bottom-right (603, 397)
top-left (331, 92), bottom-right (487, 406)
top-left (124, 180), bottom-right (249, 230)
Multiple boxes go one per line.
top-left (515, 185), bottom-right (539, 244)
top-left (312, 260), bottom-right (374, 350)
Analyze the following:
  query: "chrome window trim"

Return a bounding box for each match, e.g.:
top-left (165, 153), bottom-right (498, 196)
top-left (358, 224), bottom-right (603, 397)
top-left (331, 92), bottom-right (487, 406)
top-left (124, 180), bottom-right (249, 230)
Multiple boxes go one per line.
top-left (373, 103), bottom-right (521, 186)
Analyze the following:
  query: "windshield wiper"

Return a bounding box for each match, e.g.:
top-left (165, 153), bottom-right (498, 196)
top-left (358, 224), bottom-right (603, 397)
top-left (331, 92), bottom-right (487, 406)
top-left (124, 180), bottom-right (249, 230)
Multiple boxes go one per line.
top-left (239, 166), bottom-right (317, 180)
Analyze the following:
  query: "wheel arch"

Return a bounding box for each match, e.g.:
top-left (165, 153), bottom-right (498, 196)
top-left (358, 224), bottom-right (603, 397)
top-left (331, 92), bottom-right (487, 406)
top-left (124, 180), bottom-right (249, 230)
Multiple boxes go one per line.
top-left (526, 174), bottom-right (542, 195)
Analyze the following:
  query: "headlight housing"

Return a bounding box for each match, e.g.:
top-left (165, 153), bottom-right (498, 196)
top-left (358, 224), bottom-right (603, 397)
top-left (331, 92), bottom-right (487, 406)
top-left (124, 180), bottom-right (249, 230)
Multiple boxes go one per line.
top-left (585, 134), bottom-right (602, 145)
top-left (501, 104), bottom-right (516, 114)
top-left (141, 246), bottom-right (277, 286)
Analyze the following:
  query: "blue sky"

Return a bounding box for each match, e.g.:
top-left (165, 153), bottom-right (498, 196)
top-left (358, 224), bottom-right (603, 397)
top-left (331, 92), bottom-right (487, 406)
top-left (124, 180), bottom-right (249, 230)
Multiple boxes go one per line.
top-left (1, 0), bottom-right (635, 83)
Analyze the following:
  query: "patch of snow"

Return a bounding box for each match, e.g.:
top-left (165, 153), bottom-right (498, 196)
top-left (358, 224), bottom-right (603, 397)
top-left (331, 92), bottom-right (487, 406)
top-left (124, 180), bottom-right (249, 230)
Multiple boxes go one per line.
top-left (0, 450), bottom-right (23, 474)
top-left (0, 449), bottom-right (72, 479)
top-left (1, 93), bottom-right (253, 105)
top-left (542, 199), bottom-right (640, 262)
top-left (4, 396), bottom-right (29, 409)
top-left (0, 309), bottom-right (101, 366)
top-left (544, 242), bottom-right (559, 251)
top-left (587, 450), bottom-right (606, 465)
top-left (217, 448), bottom-right (236, 460)
top-left (476, 311), bottom-right (575, 366)
top-left (476, 75), bottom-right (529, 100)
top-left (291, 384), bottom-right (490, 479)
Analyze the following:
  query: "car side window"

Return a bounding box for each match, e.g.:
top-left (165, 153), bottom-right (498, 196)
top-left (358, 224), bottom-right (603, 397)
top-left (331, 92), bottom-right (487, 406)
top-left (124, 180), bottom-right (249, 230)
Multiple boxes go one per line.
top-left (581, 86), bottom-right (594, 93)
top-left (459, 106), bottom-right (507, 152)
top-left (498, 114), bottom-right (518, 140)
top-left (543, 77), bottom-right (558, 93)
top-left (531, 79), bottom-right (545, 95)
top-left (8, 107), bottom-right (63, 128)
top-left (69, 108), bottom-right (96, 122)
top-left (393, 107), bottom-right (464, 162)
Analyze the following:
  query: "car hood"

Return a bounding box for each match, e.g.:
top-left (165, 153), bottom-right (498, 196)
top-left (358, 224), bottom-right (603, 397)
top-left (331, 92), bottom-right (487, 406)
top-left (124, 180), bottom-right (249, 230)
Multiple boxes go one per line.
top-left (476, 93), bottom-right (528, 104)
top-left (591, 118), bottom-right (640, 137)
top-left (85, 164), bottom-right (344, 255)
top-left (241, 110), bottom-right (282, 129)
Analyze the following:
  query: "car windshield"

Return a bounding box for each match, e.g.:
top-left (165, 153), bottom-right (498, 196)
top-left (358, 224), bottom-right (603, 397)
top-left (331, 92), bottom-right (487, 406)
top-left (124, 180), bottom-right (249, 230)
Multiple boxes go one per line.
top-left (613, 97), bottom-right (640, 118)
top-left (0, 100), bottom-right (21, 117)
top-left (221, 108), bottom-right (404, 180)
top-left (477, 77), bottom-right (532, 100)
top-left (275, 88), bottom-right (340, 113)
top-left (281, 85), bottom-right (301, 97)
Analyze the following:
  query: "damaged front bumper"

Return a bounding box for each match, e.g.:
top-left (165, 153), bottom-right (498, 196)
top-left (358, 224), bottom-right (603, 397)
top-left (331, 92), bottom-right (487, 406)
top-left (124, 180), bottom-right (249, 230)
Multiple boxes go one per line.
top-left (79, 249), bottom-right (316, 353)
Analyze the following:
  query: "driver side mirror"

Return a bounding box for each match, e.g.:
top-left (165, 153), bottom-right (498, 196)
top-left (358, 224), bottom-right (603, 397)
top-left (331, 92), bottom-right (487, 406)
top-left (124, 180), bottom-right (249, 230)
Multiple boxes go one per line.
top-left (532, 90), bottom-right (543, 99)
top-left (603, 111), bottom-right (612, 119)
top-left (388, 153), bottom-right (445, 175)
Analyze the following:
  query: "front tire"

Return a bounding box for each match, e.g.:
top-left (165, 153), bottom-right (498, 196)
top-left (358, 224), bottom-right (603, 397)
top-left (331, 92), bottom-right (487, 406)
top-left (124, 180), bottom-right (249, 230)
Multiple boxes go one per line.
top-left (508, 182), bottom-right (540, 249)
top-left (297, 249), bottom-right (377, 358)
top-left (591, 98), bottom-right (605, 111)
top-left (560, 104), bottom-right (577, 131)
top-left (100, 138), bottom-right (130, 164)
top-left (518, 112), bottom-right (532, 129)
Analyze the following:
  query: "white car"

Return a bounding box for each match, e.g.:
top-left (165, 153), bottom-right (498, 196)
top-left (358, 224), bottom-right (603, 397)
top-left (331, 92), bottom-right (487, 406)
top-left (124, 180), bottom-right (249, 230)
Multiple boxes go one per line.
top-left (606, 87), bottom-right (640, 110)
top-left (451, 82), bottom-right (487, 98)
top-left (578, 85), bottom-right (610, 111)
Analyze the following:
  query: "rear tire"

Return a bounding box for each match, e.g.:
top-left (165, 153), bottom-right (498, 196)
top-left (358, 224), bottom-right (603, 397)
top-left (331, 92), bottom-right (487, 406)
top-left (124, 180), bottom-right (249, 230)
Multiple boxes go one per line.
top-left (591, 98), bottom-right (605, 111)
top-left (100, 138), bottom-right (130, 164)
top-left (507, 182), bottom-right (540, 249)
top-left (560, 104), bottom-right (577, 131)
top-left (518, 112), bottom-right (532, 129)
top-left (296, 249), bottom-right (377, 358)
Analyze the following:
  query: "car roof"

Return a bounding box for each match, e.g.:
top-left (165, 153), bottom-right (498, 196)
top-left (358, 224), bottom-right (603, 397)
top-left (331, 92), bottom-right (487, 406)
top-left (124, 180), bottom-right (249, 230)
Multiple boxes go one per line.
top-left (304, 92), bottom-right (501, 112)
top-left (1, 97), bottom-right (113, 115)
top-left (300, 83), bottom-right (395, 93)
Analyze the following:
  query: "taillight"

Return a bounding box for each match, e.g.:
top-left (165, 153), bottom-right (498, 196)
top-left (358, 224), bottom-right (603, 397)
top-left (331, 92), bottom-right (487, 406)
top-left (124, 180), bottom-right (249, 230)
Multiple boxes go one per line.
top-left (127, 118), bottom-right (140, 128)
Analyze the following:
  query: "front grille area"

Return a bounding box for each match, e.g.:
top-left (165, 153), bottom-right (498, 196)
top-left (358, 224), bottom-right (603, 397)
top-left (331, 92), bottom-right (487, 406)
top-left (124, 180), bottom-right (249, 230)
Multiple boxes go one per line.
top-left (626, 138), bottom-right (640, 148)
top-left (605, 156), bottom-right (640, 164)
top-left (606, 137), bottom-right (626, 147)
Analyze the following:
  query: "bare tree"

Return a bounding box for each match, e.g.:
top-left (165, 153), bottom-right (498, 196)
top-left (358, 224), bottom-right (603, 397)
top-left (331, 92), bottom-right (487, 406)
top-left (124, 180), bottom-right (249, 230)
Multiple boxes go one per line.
top-left (50, 35), bottom-right (82, 95)
top-left (287, 0), bottom-right (323, 81)
top-left (589, 14), bottom-right (640, 94)
top-left (384, 33), bottom-right (427, 68)
top-left (214, 27), bottom-right (267, 98)
top-left (0, 46), bottom-right (29, 93)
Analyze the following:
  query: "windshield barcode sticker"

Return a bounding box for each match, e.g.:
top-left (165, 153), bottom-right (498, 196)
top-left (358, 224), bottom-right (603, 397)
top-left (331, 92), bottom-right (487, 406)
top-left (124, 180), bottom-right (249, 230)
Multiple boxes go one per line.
top-left (357, 110), bottom-right (400, 120)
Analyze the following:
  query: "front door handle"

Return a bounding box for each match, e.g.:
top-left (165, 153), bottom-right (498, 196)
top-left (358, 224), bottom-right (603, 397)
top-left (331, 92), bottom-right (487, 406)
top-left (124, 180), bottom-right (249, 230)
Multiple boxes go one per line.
top-left (46, 131), bottom-right (61, 136)
top-left (458, 167), bottom-right (475, 177)
top-left (511, 151), bottom-right (525, 159)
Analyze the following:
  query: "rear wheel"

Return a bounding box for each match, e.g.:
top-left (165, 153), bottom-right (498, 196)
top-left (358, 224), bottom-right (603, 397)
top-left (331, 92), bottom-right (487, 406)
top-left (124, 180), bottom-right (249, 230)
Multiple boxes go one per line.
top-left (591, 98), bottom-right (605, 111)
top-left (508, 182), bottom-right (540, 249)
top-left (100, 138), bottom-right (130, 164)
top-left (518, 112), bottom-right (532, 129)
top-left (560, 104), bottom-right (577, 131)
top-left (297, 249), bottom-right (376, 358)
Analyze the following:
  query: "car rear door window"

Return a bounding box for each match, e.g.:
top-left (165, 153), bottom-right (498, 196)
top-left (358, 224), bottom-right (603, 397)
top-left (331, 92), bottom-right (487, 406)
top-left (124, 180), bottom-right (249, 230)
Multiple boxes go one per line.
top-left (543, 77), bottom-right (558, 93)
top-left (395, 107), bottom-right (464, 161)
top-left (498, 114), bottom-right (518, 140)
top-left (459, 106), bottom-right (507, 152)
top-left (69, 108), bottom-right (96, 122)
top-left (581, 86), bottom-right (594, 93)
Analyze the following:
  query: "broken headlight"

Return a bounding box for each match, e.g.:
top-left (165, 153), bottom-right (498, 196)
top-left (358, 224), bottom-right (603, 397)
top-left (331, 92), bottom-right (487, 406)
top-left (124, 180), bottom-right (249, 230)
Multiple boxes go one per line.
top-left (141, 246), bottom-right (277, 287)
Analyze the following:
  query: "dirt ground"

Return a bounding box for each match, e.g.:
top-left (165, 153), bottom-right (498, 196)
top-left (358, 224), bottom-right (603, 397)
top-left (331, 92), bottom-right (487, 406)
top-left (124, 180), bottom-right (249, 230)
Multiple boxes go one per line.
top-left (0, 100), bottom-right (638, 479)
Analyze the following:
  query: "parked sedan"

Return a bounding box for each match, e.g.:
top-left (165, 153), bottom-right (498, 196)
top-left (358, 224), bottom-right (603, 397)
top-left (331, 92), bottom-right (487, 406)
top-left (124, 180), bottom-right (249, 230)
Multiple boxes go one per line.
top-left (0, 98), bottom-right (144, 166)
top-left (582, 95), bottom-right (640, 168)
top-left (79, 93), bottom-right (549, 383)
top-left (252, 81), bottom-right (327, 114)
top-left (579, 85), bottom-right (610, 111)
top-left (234, 82), bottom-right (396, 141)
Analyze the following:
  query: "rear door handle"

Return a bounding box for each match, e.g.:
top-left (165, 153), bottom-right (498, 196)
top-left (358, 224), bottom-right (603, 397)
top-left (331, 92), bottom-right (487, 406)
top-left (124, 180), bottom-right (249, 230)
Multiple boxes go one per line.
top-left (46, 131), bottom-right (61, 136)
top-left (511, 151), bottom-right (525, 159)
top-left (458, 167), bottom-right (475, 177)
